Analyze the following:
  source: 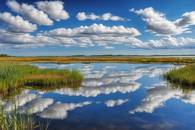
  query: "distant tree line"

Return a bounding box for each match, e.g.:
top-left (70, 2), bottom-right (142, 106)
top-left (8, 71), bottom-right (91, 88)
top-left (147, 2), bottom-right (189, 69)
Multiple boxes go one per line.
top-left (0, 54), bottom-right (10, 57)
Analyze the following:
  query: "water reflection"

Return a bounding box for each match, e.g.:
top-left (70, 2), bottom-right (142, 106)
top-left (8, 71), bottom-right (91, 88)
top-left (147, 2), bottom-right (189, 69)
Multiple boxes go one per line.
top-left (1, 63), bottom-right (195, 130)
top-left (105, 99), bottom-right (129, 107)
top-left (131, 81), bottom-right (195, 114)
top-left (40, 101), bottom-right (92, 119)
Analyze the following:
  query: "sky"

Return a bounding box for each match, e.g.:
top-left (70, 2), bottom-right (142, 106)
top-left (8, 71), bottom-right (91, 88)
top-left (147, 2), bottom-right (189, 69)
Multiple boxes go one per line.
top-left (0, 0), bottom-right (195, 56)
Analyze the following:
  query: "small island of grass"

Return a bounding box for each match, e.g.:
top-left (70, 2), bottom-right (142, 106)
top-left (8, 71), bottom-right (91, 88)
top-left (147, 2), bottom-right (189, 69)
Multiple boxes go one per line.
top-left (0, 62), bottom-right (83, 97)
top-left (164, 65), bottom-right (195, 88)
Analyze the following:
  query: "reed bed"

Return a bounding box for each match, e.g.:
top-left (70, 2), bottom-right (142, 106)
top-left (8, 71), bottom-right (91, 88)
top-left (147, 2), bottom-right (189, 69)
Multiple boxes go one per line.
top-left (0, 62), bottom-right (83, 96)
top-left (0, 102), bottom-right (49, 130)
top-left (1, 56), bottom-right (195, 64)
top-left (0, 110), bottom-right (35, 130)
top-left (164, 65), bottom-right (195, 88)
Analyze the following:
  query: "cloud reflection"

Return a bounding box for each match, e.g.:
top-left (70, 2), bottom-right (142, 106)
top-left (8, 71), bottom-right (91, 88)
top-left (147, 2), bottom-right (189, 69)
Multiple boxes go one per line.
top-left (18, 98), bottom-right (54, 114)
top-left (1, 63), bottom-right (185, 121)
top-left (105, 99), bottom-right (128, 107)
top-left (39, 101), bottom-right (92, 119)
top-left (4, 92), bottom-right (38, 112)
top-left (130, 82), bottom-right (195, 114)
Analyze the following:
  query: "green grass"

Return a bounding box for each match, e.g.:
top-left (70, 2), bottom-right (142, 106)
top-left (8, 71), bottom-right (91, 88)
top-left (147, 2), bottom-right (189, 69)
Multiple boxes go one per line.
top-left (0, 102), bottom-right (49, 130)
top-left (164, 65), bottom-right (195, 88)
top-left (0, 62), bottom-right (83, 97)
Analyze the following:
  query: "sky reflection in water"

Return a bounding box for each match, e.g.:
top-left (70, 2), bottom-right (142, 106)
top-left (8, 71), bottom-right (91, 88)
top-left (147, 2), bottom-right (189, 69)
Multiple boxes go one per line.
top-left (2, 63), bottom-right (195, 130)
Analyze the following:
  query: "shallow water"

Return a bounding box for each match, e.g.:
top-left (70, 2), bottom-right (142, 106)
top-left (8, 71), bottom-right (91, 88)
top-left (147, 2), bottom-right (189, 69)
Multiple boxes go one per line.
top-left (2, 63), bottom-right (195, 130)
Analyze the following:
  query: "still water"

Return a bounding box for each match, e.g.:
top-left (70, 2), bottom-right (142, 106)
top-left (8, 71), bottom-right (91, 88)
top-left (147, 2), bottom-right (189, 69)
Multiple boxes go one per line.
top-left (2, 63), bottom-right (195, 130)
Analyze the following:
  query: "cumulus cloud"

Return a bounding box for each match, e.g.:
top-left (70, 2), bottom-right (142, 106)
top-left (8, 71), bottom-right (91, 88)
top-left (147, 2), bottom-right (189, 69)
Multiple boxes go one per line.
top-left (1, 17), bottom-right (195, 50)
top-left (42, 24), bottom-right (143, 48)
top-left (0, 29), bottom-right (60, 49)
top-left (36, 1), bottom-right (69, 21)
top-left (1, 1), bottom-right (195, 50)
top-left (146, 36), bottom-right (195, 48)
top-left (175, 11), bottom-right (195, 27)
top-left (45, 24), bottom-right (141, 37)
top-left (0, 12), bottom-right (37, 32)
top-left (130, 7), bottom-right (189, 35)
top-left (7, 0), bottom-right (53, 25)
top-left (76, 12), bottom-right (126, 21)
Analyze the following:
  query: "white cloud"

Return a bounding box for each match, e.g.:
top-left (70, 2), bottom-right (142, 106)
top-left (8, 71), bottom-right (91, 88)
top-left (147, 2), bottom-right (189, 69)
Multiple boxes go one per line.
top-left (130, 7), bottom-right (188, 35)
top-left (0, 29), bottom-right (59, 47)
top-left (45, 24), bottom-right (141, 37)
top-left (0, 12), bottom-right (37, 32)
top-left (146, 36), bottom-right (195, 48)
top-left (76, 12), bottom-right (126, 21)
top-left (39, 24), bottom-right (143, 48)
top-left (36, 1), bottom-right (69, 21)
top-left (175, 11), bottom-right (195, 27)
top-left (1, 17), bottom-right (195, 50)
top-left (7, 0), bottom-right (53, 25)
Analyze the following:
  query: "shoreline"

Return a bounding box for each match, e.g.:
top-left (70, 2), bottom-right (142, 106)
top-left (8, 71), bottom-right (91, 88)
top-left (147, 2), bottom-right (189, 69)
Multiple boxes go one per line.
top-left (0, 56), bottom-right (195, 64)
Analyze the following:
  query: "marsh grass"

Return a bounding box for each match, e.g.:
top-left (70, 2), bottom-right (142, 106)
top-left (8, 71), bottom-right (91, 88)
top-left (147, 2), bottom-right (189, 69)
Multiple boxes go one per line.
top-left (0, 101), bottom-right (49, 130)
top-left (0, 62), bottom-right (83, 97)
top-left (1, 56), bottom-right (195, 64)
top-left (0, 101), bottom-right (35, 130)
top-left (164, 65), bottom-right (195, 88)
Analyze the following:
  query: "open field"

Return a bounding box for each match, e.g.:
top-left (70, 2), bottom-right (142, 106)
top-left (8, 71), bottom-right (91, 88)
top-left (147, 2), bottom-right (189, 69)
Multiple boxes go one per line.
top-left (0, 56), bottom-right (195, 64)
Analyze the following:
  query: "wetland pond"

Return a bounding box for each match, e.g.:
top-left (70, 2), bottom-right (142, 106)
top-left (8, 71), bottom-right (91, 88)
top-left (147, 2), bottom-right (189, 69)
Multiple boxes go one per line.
top-left (2, 63), bottom-right (195, 130)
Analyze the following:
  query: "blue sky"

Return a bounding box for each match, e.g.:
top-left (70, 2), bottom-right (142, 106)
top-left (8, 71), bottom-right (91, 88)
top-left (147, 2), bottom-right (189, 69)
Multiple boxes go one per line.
top-left (0, 0), bottom-right (195, 56)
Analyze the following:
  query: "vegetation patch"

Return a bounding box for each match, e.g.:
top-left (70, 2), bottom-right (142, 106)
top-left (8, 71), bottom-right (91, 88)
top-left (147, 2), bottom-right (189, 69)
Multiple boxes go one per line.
top-left (164, 65), bottom-right (195, 88)
top-left (1, 56), bottom-right (195, 64)
top-left (0, 103), bottom-right (49, 130)
top-left (0, 62), bottom-right (83, 97)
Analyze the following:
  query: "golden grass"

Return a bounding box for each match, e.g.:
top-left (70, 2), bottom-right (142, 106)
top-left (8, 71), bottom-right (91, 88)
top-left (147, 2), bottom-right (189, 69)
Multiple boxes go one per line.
top-left (0, 56), bottom-right (195, 64)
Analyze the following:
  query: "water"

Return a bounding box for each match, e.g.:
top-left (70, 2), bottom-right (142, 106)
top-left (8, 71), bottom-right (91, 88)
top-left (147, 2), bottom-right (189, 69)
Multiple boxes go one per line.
top-left (2, 63), bottom-right (195, 130)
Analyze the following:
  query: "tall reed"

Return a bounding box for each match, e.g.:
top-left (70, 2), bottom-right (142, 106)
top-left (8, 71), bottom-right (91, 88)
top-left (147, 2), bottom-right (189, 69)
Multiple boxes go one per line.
top-left (0, 102), bottom-right (35, 130)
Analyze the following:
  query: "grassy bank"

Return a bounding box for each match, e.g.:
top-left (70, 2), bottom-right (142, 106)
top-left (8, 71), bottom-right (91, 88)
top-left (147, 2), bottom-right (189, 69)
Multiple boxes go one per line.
top-left (0, 63), bottom-right (83, 97)
top-left (164, 65), bottom-right (195, 88)
top-left (0, 56), bottom-right (195, 64)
